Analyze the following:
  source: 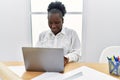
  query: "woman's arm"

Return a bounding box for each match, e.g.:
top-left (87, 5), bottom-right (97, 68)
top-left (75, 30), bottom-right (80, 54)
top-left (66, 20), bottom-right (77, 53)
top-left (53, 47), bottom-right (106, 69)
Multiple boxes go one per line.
top-left (65, 30), bottom-right (81, 62)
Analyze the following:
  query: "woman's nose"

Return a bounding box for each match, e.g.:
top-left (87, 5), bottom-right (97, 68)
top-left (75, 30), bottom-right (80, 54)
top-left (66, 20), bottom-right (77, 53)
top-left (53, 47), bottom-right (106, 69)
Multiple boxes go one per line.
top-left (51, 24), bottom-right (56, 28)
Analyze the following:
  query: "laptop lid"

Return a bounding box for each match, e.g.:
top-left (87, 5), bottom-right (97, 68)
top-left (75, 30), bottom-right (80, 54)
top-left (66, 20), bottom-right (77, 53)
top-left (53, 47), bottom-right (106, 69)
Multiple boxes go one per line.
top-left (22, 47), bottom-right (64, 72)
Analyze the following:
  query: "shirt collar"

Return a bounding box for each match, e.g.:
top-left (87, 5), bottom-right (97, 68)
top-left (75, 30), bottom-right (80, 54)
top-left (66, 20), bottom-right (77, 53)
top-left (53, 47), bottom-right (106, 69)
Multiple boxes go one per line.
top-left (48, 27), bottom-right (66, 36)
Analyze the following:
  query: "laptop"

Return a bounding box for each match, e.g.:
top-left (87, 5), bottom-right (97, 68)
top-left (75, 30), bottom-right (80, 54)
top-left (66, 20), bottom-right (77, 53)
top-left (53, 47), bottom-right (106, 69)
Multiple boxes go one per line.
top-left (22, 47), bottom-right (64, 72)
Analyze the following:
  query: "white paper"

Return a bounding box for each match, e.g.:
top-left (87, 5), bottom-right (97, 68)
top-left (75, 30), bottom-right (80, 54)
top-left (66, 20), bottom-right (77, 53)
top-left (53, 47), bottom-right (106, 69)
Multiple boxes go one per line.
top-left (32, 72), bottom-right (63, 80)
top-left (32, 67), bottom-right (83, 80)
top-left (32, 66), bottom-right (118, 80)
top-left (63, 68), bottom-right (83, 80)
top-left (73, 66), bottom-right (118, 80)
top-left (8, 66), bottom-right (25, 77)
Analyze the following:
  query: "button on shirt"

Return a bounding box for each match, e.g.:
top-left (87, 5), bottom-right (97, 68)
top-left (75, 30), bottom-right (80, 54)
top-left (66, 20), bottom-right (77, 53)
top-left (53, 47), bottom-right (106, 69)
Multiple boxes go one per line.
top-left (36, 27), bottom-right (81, 62)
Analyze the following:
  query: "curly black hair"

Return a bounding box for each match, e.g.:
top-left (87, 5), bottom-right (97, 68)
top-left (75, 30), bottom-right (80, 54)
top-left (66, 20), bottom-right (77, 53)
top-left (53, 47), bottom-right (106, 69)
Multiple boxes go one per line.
top-left (47, 1), bottom-right (66, 17)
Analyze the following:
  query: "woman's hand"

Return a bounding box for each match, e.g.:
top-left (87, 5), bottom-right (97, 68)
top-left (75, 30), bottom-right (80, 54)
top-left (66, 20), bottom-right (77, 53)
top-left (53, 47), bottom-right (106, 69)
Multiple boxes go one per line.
top-left (64, 57), bottom-right (69, 66)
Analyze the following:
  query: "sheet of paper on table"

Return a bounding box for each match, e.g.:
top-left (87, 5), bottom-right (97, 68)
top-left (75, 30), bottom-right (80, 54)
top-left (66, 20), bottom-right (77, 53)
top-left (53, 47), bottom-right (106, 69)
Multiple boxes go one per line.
top-left (32, 66), bottom-right (118, 80)
top-left (8, 66), bottom-right (25, 77)
top-left (32, 72), bottom-right (63, 80)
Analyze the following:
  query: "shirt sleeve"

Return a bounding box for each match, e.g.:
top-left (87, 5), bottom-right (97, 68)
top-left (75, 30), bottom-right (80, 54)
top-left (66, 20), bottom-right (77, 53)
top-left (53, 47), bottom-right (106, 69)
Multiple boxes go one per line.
top-left (35, 33), bottom-right (43, 47)
top-left (65, 30), bottom-right (81, 62)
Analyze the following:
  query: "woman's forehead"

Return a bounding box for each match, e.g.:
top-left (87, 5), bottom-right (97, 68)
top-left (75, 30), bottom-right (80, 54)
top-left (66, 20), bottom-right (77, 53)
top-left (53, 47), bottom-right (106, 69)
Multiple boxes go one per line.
top-left (48, 13), bottom-right (62, 20)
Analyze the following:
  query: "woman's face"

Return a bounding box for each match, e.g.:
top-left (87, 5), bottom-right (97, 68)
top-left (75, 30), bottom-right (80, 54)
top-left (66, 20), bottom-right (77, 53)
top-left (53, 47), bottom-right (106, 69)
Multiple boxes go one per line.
top-left (48, 13), bottom-right (63, 35)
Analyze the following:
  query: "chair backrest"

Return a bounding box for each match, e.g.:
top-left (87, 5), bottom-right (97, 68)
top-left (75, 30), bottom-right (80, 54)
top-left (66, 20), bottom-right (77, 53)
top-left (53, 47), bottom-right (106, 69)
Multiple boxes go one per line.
top-left (99, 46), bottom-right (120, 63)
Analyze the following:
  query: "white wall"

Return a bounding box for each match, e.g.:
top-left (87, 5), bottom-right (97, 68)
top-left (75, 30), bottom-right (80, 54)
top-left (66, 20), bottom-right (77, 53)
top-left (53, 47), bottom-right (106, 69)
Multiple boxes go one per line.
top-left (0, 0), bottom-right (31, 61)
top-left (82, 0), bottom-right (120, 62)
top-left (1, 0), bottom-right (120, 62)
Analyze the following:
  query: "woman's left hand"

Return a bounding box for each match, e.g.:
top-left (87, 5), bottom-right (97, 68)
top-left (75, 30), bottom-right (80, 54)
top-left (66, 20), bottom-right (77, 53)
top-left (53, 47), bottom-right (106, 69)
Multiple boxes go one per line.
top-left (64, 57), bottom-right (69, 66)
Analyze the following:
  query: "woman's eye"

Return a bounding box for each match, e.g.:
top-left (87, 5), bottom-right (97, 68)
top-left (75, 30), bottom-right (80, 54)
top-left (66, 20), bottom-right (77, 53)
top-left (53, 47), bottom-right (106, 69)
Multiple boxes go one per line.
top-left (55, 22), bottom-right (60, 24)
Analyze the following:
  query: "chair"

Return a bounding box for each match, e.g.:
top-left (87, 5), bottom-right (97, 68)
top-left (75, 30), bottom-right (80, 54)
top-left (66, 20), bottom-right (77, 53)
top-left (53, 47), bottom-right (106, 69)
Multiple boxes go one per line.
top-left (99, 46), bottom-right (120, 63)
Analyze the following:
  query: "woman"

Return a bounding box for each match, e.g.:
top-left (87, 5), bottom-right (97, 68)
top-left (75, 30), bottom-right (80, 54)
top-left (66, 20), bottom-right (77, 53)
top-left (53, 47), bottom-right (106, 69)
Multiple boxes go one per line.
top-left (36, 1), bottom-right (81, 65)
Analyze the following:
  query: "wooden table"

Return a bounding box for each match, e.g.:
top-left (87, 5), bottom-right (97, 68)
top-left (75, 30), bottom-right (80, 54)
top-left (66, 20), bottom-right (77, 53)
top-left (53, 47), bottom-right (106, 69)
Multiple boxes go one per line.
top-left (0, 62), bottom-right (120, 80)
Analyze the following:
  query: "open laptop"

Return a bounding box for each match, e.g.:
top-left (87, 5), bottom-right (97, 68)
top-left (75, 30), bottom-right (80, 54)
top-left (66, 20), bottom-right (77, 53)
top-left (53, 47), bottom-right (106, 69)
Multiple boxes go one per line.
top-left (22, 47), bottom-right (64, 72)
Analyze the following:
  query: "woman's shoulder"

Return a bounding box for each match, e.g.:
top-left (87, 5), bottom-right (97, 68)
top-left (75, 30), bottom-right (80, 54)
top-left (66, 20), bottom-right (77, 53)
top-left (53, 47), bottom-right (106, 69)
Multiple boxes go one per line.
top-left (39, 30), bottom-right (50, 37)
top-left (64, 27), bottom-right (77, 34)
